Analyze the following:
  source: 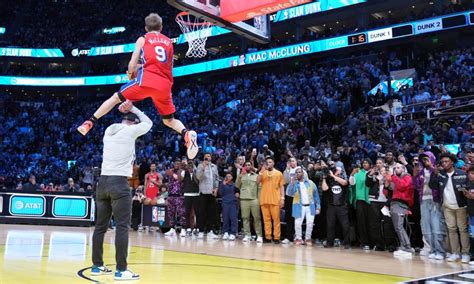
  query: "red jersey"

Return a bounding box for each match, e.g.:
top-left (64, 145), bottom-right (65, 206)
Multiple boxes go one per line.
top-left (146, 172), bottom-right (160, 199)
top-left (139, 32), bottom-right (174, 88)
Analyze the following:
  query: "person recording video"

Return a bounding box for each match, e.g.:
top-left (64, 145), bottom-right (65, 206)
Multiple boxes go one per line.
top-left (321, 161), bottom-right (350, 249)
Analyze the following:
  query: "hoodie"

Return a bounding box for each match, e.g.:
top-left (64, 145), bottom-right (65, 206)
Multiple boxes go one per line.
top-left (101, 107), bottom-right (153, 177)
top-left (413, 151), bottom-right (441, 203)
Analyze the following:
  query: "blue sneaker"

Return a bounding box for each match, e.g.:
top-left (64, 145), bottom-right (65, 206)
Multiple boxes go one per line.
top-left (115, 269), bottom-right (140, 281)
top-left (90, 265), bottom-right (112, 276)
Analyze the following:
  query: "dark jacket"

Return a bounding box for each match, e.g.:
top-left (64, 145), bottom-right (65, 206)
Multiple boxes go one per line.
top-left (467, 180), bottom-right (474, 216)
top-left (182, 170), bottom-right (199, 195)
top-left (365, 172), bottom-right (381, 200)
top-left (218, 182), bottom-right (240, 204)
top-left (429, 168), bottom-right (468, 208)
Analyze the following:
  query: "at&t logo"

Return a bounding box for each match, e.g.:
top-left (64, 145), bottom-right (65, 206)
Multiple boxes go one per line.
top-left (15, 200), bottom-right (24, 210)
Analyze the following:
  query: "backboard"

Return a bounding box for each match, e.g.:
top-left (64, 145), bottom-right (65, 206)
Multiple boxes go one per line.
top-left (167, 0), bottom-right (271, 44)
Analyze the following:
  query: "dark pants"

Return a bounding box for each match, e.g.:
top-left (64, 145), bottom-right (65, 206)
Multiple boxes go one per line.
top-left (131, 200), bottom-right (142, 231)
top-left (184, 195), bottom-right (200, 229)
top-left (313, 192), bottom-right (328, 240)
top-left (368, 201), bottom-right (397, 248)
top-left (198, 194), bottom-right (217, 233)
top-left (222, 202), bottom-right (238, 235)
top-left (356, 200), bottom-right (370, 246)
top-left (327, 204), bottom-right (351, 246)
top-left (283, 196), bottom-right (294, 241)
top-left (92, 176), bottom-right (132, 271)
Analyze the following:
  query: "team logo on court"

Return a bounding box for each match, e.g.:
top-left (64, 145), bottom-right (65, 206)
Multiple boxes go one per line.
top-left (15, 200), bottom-right (24, 210)
top-left (331, 186), bottom-right (342, 194)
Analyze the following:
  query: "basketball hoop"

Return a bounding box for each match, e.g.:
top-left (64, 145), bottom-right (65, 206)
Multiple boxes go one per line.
top-left (176, 11), bottom-right (213, 58)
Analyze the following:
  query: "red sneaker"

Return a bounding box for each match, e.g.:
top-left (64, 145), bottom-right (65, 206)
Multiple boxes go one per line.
top-left (305, 240), bottom-right (313, 247)
top-left (77, 120), bottom-right (94, 136)
top-left (294, 239), bottom-right (303, 246)
top-left (184, 130), bottom-right (198, 159)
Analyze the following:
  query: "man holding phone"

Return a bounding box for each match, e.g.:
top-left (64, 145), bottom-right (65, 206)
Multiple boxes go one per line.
top-left (236, 161), bottom-right (263, 243)
top-left (258, 157), bottom-right (285, 244)
top-left (196, 153), bottom-right (219, 239)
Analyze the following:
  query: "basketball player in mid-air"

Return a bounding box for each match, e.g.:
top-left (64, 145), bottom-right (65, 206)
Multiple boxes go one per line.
top-left (77, 13), bottom-right (198, 159)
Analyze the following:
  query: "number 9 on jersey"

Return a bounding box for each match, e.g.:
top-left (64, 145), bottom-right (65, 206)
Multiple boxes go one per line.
top-left (155, 46), bottom-right (167, 63)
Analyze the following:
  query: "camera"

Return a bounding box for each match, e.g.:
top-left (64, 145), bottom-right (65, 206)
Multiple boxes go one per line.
top-left (322, 166), bottom-right (336, 176)
top-left (322, 167), bottom-right (330, 176)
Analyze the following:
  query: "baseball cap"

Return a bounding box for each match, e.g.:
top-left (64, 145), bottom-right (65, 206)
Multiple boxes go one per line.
top-left (122, 112), bottom-right (140, 123)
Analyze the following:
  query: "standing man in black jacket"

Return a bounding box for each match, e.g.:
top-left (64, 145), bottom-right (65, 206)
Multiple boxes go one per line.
top-left (429, 152), bottom-right (469, 263)
top-left (179, 160), bottom-right (200, 237)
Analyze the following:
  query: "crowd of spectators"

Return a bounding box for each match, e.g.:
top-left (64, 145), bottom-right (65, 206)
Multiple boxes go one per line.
top-left (0, 1), bottom-right (471, 78)
top-left (0, 46), bottom-right (471, 188)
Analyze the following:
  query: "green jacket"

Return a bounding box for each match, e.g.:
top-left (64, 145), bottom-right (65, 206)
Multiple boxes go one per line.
top-left (236, 173), bottom-right (260, 200)
top-left (349, 169), bottom-right (370, 208)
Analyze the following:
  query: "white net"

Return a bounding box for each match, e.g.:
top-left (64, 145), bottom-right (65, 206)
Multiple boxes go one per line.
top-left (176, 12), bottom-right (213, 58)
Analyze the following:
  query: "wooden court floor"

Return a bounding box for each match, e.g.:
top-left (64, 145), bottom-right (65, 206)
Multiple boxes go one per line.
top-left (0, 224), bottom-right (470, 283)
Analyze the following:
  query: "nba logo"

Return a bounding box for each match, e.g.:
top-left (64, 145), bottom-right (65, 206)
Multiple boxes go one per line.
top-left (152, 206), bottom-right (158, 223)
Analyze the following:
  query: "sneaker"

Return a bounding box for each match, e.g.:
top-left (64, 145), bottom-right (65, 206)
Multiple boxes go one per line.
top-left (447, 254), bottom-right (460, 262)
top-left (394, 250), bottom-right (413, 258)
top-left (164, 228), bottom-right (177, 237)
top-left (462, 254), bottom-right (470, 264)
top-left (77, 120), bottom-right (94, 136)
top-left (281, 239), bottom-right (291, 244)
top-left (256, 237), bottom-right (263, 243)
top-left (363, 245), bottom-right (371, 251)
top-left (394, 249), bottom-right (411, 257)
top-left (223, 232), bottom-right (229, 240)
top-left (469, 260), bottom-right (474, 266)
top-left (373, 246), bottom-right (385, 252)
top-left (242, 235), bottom-right (251, 242)
top-left (428, 253), bottom-right (436, 259)
top-left (419, 247), bottom-right (430, 256)
top-left (180, 229), bottom-right (186, 238)
top-left (324, 244), bottom-right (334, 248)
top-left (294, 239), bottom-right (303, 246)
top-left (229, 235), bottom-right (236, 241)
top-left (148, 226), bottom-right (155, 232)
top-left (114, 269), bottom-right (140, 281)
top-left (186, 228), bottom-right (192, 237)
top-left (184, 130), bottom-right (198, 160)
top-left (207, 231), bottom-right (219, 239)
top-left (273, 240), bottom-right (280, 244)
top-left (90, 265), bottom-right (112, 276)
top-left (262, 238), bottom-right (272, 244)
top-left (198, 232), bottom-right (204, 239)
top-left (435, 253), bottom-right (445, 260)
top-left (138, 225), bottom-right (144, 232)
top-left (305, 240), bottom-right (313, 247)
